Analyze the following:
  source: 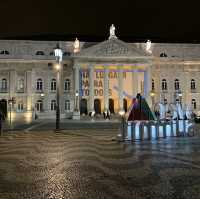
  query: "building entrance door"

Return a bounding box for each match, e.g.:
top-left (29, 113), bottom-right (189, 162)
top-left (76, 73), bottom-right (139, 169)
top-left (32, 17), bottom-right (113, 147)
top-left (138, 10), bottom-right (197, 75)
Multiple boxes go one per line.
top-left (123, 98), bottom-right (127, 112)
top-left (0, 99), bottom-right (7, 119)
top-left (94, 99), bottom-right (101, 114)
top-left (109, 98), bottom-right (114, 113)
top-left (80, 99), bottom-right (88, 115)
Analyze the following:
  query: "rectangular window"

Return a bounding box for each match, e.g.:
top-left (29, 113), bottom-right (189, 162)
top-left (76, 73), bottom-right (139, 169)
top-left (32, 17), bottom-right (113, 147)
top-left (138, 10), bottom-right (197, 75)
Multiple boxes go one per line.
top-left (65, 100), bottom-right (70, 111)
top-left (17, 103), bottom-right (23, 111)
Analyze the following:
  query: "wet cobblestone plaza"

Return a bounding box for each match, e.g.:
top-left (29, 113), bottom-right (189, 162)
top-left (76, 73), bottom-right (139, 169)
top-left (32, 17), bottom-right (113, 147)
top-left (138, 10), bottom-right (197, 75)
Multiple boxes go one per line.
top-left (1, 130), bottom-right (200, 199)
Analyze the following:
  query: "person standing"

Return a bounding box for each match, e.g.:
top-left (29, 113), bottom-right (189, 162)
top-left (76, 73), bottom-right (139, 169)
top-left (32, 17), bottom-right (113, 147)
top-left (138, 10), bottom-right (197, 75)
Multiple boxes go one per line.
top-left (0, 111), bottom-right (3, 135)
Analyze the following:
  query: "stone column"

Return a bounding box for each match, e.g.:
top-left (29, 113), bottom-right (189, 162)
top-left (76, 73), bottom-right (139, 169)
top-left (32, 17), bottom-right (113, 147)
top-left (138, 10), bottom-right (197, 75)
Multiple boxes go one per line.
top-left (132, 71), bottom-right (138, 98)
top-left (9, 70), bottom-right (16, 97)
top-left (26, 70), bottom-right (32, 111)
top-left (118, 67), bottom-right (124, 112)
top-left (89, 66), bottom-right (94, 112)
top-left (144, 65), bottom-right (152, 105)
top-left (104, 67), bottom-right (109, 111)
top-left (9, 70), bottom-right (16, 112)
top-left (73, 64), bottom-right (80, 119)
top-left (31, 70), bottom-right (36, 109)
top-left (43, 69), bottom-right (50, 113)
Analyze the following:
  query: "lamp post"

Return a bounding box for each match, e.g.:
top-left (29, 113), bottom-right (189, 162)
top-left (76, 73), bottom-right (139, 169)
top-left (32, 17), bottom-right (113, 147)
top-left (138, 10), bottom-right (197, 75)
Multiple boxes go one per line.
top-left (150, 90), bottom-right (155, 108)
top-left (8, 97), bottom-right (15, 129)
top-left (178, 90), bottom-right (182, 106)
top-left (40, 93), bottom-right (45, 112)
top-left (119, 109), bottom-right (126, 141)
top-left (54, 44), bottom-right (63, 131)
top-left (75, 90), bottom-right (79, 111)
top-left (8, 99), bottom-right (12, 129)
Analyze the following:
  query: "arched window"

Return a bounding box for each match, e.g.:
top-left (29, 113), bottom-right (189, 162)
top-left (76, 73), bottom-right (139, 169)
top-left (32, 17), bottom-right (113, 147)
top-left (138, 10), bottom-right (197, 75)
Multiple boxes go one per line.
top-left (0, 50), bottom-right (9, 55)
top-left (51, 100), bottom-right (56, 111)
top-left (18, 78), bottom-right (24, 90)
top-left (51, 79), bottom-right (56, 91)
top-left (64, 79), bottom-right (70, 92)
top-left (36, 78), bottom-right (43, 91)
top-left (152, 79), bottom-right (155, 90)
top-left (174, 79), bottom-right (180, 90)
top-left (63, 51), bottom-right (71, 56)
top-left (191, 79), bottom-right (196, 90)
top-left (164, 98), bottom-right (167, 104)
top-left (162, 79), bottom-right (167, 90)
top-left (2, 78), bottom-right (7, 90)
top-left (160, 52), bottom-right (167, 57)
top-left (36, 51), bottom-right (45, 55)
top-left (192, 99), bottom-right (197, 109)
top-left (65, 100), bottom-right (70, 111)
top-left (176, 98), bottom-right (179, 103)
top-left (36, 100), bottom-right (43, 112)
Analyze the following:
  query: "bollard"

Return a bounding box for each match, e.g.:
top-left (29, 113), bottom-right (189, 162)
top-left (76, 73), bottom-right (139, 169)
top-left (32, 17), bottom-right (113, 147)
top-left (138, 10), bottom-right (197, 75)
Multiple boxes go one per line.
top-left (183, 119), bottom-right (186, 136)
top-left (131, 122), bottom-right (135, 142)
top-left (170, 120), bottom-right (173, 137)
top-left (155, 121), bottom-right (159, 139)
top-left (140, 122), bottom-right (144, 140)
top-left (176, 119), bottom-right (179, 136)
top-left (147, 122), bottom-right (151, 140)
top-left (163, 123), bottom-right (167, 138)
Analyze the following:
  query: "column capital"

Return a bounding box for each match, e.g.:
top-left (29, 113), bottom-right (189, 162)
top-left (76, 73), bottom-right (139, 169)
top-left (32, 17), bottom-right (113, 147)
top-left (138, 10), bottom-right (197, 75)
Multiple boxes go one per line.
top-left (89, 66), bottom-right (94, 71)
top-left (73, 63), bottom-right (80, 69)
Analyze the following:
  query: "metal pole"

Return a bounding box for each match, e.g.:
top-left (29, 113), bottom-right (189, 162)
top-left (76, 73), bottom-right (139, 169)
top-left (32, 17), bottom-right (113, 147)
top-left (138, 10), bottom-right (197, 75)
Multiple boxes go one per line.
top-left (9, 102), bottom-right (12, 129)
top-left (56, 64), bottom-right (60, 131)
top-left (75, 94), bottom-right (78, 111)
top-left (121, 115), bottom-right (125, 141)
top-left (0, 113), bottom-right (2, 136)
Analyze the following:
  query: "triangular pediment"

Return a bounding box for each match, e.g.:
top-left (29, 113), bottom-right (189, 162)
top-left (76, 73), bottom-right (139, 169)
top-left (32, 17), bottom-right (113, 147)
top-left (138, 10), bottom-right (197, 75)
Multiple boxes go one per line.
top-left (75, 38), bottom-right (149, 58)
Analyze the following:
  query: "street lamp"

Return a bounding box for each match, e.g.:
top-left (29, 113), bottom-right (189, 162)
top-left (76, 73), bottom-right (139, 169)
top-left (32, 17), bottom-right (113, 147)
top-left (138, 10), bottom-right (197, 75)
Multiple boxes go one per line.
top-left (8, 97), bottom-right (15, 129)
top-left (150, 90), bottom-right (155, 108)
top-left (40, 93), bottom-right (45, 112)
top-left (54, 44), bottom-right (63, 131)
top-left (8, 99), bottom-right (12, 128)
top-left (75, 90), bottom-right (79, 111)
top-left (119, 109), bottom-right (126, 141)
top-left (178, 90), bottom-right (182, 107)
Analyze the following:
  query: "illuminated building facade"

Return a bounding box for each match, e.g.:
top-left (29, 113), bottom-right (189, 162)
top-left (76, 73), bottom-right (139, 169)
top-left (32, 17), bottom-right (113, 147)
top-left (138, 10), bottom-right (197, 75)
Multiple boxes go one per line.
top-left (0, 26), bottom-right (200, 120)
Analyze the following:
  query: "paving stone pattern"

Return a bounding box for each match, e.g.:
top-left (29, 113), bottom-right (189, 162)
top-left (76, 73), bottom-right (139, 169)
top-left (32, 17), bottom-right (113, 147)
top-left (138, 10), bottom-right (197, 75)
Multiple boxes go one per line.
top-left (0, 130), bottom-right (200, 199)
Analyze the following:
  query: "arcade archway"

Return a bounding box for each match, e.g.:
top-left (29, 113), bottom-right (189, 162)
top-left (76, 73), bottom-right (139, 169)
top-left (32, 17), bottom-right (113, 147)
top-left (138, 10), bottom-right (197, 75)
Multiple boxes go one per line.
top-left (0, 99), bottom-right (7, 118)
top-left (109, 98), bottom-right (115, 113)
top-left (123, 98), bottom-right (127, 112)
top-left (94, 99), bottom-right (101, 114)
top-left (80, 99), bottom-right (88, 115)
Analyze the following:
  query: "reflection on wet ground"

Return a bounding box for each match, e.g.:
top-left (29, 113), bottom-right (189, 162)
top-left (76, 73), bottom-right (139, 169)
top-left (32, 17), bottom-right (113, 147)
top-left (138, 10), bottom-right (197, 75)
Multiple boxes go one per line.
top-left (0, 130), bottom-right (200, 199)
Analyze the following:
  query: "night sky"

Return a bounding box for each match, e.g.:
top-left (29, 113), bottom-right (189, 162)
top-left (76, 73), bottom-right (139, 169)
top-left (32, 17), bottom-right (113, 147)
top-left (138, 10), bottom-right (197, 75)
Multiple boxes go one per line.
top-left (0, 1), bottom-right (200, 42)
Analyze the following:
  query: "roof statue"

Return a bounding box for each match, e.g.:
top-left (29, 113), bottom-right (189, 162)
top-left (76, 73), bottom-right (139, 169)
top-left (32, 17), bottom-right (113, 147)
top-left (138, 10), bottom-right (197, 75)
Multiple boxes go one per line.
top-left (109, 24), bottom-right (117, 39)
top-left (146, 40), bottom-right (152, 53)
top-left (74, 38), bottom-right (80, 53)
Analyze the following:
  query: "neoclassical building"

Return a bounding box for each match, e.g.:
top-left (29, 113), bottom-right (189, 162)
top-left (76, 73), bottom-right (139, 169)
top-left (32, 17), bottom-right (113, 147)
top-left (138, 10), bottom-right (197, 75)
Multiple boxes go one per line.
top-left (0, 26), bottom-right (200, 121)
